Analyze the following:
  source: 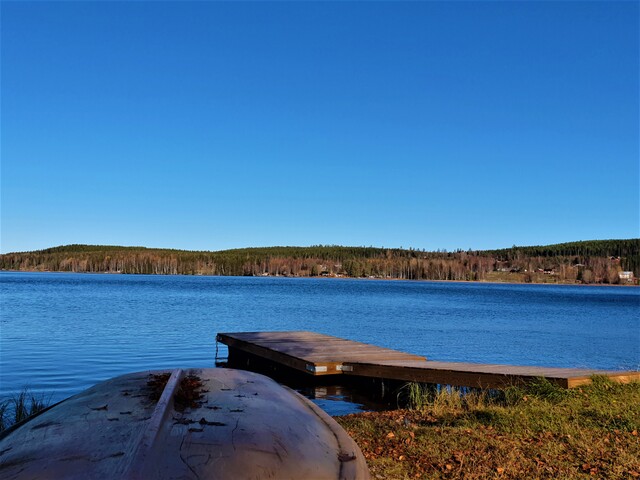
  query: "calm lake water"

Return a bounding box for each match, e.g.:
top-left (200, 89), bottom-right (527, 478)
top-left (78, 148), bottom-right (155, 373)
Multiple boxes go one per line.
top-left (1, 272), bottom-right (638, 415)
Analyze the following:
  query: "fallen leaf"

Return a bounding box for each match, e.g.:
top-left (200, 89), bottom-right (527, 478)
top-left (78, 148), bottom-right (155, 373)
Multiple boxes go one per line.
top-left (496, 467), bottom-right (505, 474)
top-left (338, 452), bottom-right (356, 462)
top-left (386, 432), bottom-right (395, 439)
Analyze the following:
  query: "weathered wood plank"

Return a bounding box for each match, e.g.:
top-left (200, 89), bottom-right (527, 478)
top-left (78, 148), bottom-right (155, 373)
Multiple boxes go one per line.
top-left (343, 360), bottom-right (640, 388)
top-left (218, 333), bottom-right (313, 373)
top-left (343, 361), bottom-right (570, 388)
top-left (217, 331), bottom-right (640, 388)
top-left (217, 331), bottom-right (426, 371)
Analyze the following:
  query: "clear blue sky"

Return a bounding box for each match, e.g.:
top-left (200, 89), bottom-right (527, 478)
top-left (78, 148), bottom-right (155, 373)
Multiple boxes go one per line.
top-left (1, 1), bottom-right (638, 253)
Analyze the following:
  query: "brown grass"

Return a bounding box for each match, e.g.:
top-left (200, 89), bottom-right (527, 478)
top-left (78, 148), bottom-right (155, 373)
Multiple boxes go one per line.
top-left (336, 377), bottom-right (640, 479)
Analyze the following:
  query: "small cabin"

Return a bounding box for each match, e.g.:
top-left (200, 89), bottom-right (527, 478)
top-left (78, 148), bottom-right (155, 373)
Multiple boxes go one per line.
top-left (619, 271), bottom-right (634, 281)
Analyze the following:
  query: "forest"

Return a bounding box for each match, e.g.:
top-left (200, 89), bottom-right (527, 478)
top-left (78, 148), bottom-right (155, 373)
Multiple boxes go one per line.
top-left (1, 239), bottom-right (638, 285)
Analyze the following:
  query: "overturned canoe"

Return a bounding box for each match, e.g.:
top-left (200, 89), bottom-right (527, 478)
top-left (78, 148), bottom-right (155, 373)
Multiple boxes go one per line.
top-left (0, 368), bottom-right (369, 479)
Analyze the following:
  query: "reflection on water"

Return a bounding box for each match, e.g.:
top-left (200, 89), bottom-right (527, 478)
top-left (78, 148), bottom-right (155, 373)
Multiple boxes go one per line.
top-left (216, 357), bottom-right (389, 415)
top-left (295, 385), bottom-right (390, 416)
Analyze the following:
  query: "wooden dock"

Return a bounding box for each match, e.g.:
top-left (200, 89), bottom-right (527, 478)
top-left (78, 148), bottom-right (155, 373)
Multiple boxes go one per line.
top-left (216, 331), bottom-right (640, 389)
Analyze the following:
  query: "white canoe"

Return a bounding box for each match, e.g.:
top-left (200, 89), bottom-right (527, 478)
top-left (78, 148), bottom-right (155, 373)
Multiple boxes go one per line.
top-left (0, 368), bottom-right (369, 479)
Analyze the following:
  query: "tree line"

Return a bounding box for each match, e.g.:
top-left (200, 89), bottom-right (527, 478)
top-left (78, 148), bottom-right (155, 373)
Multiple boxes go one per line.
top-left (1, 239), bottom-right (638, 284)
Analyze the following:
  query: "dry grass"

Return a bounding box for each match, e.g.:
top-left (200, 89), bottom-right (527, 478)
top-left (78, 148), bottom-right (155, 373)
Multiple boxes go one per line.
top-left (337, 377), bottom-right (640, 479)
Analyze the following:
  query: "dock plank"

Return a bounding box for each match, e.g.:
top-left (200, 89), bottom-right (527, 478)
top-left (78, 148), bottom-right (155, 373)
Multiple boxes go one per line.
top-left (342, 360), bottom-right (640, 389)
top-left (217, 331), bottom-right (426, 375)
top-left (216, 331), bottom-right (640, 388)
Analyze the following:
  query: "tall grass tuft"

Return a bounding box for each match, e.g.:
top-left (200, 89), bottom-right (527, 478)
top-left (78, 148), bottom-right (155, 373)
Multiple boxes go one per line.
top-left (401, 383), bottom-right (493, 414)
top-left (402, 382), bottom-right (434, 410)
top-left (524, 377), bottom-right (573, 403)
top-left (400, 376), bottom-right (578, 412)
top-left (0, 400), bottom-right (9, 432)
top-left (0, 389), bottom-right (49, 432)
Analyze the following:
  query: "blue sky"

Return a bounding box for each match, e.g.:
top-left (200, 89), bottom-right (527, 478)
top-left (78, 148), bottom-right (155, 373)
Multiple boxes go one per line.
top-left (1, 1), bottom-right (638, 253)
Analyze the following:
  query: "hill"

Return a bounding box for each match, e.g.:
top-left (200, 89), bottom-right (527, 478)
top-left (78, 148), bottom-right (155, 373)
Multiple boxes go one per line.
top-left (1, 239), bottom-right (638, 285)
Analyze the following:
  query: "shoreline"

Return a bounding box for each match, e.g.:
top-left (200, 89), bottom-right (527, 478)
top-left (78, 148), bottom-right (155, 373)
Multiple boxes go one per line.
top-left (1, 268), bottom-right (637, 287)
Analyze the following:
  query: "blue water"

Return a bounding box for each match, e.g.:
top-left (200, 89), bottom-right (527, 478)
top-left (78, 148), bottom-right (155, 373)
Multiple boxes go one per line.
top-left (1, 272), bottom-right (638, 413)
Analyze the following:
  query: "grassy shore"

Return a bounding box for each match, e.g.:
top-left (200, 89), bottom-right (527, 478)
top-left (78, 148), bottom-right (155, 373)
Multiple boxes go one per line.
top-left (335, 377), bottom-right (640, 479)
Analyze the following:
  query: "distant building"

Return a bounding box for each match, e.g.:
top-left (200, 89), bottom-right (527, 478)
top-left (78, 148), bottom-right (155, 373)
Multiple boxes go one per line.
top-left (496, 261), bottom-right (510, 272)
top-left (619, 271), bottom-right (634, 281)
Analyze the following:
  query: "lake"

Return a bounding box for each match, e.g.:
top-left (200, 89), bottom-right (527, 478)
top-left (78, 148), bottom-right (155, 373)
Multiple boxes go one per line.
top-left (1, 272), bottom-right (638, 415)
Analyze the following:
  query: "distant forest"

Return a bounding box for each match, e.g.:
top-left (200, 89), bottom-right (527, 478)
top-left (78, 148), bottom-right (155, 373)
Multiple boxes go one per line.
top-left (1, 239), bottom-right (638, 285)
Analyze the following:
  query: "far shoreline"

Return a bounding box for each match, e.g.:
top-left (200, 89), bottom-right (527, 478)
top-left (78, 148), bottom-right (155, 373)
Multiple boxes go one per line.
top-left (1, 269), bottom-right (637, 288)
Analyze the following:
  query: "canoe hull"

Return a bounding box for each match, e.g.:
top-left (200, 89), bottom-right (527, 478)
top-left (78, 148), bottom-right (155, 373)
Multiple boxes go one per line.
top-left (0, 368), bottom-right (369, 479)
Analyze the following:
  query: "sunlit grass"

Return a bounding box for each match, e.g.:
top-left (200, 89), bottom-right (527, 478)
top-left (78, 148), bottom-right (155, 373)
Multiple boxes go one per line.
top-left (338, 376), bottom-right (640, 479)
